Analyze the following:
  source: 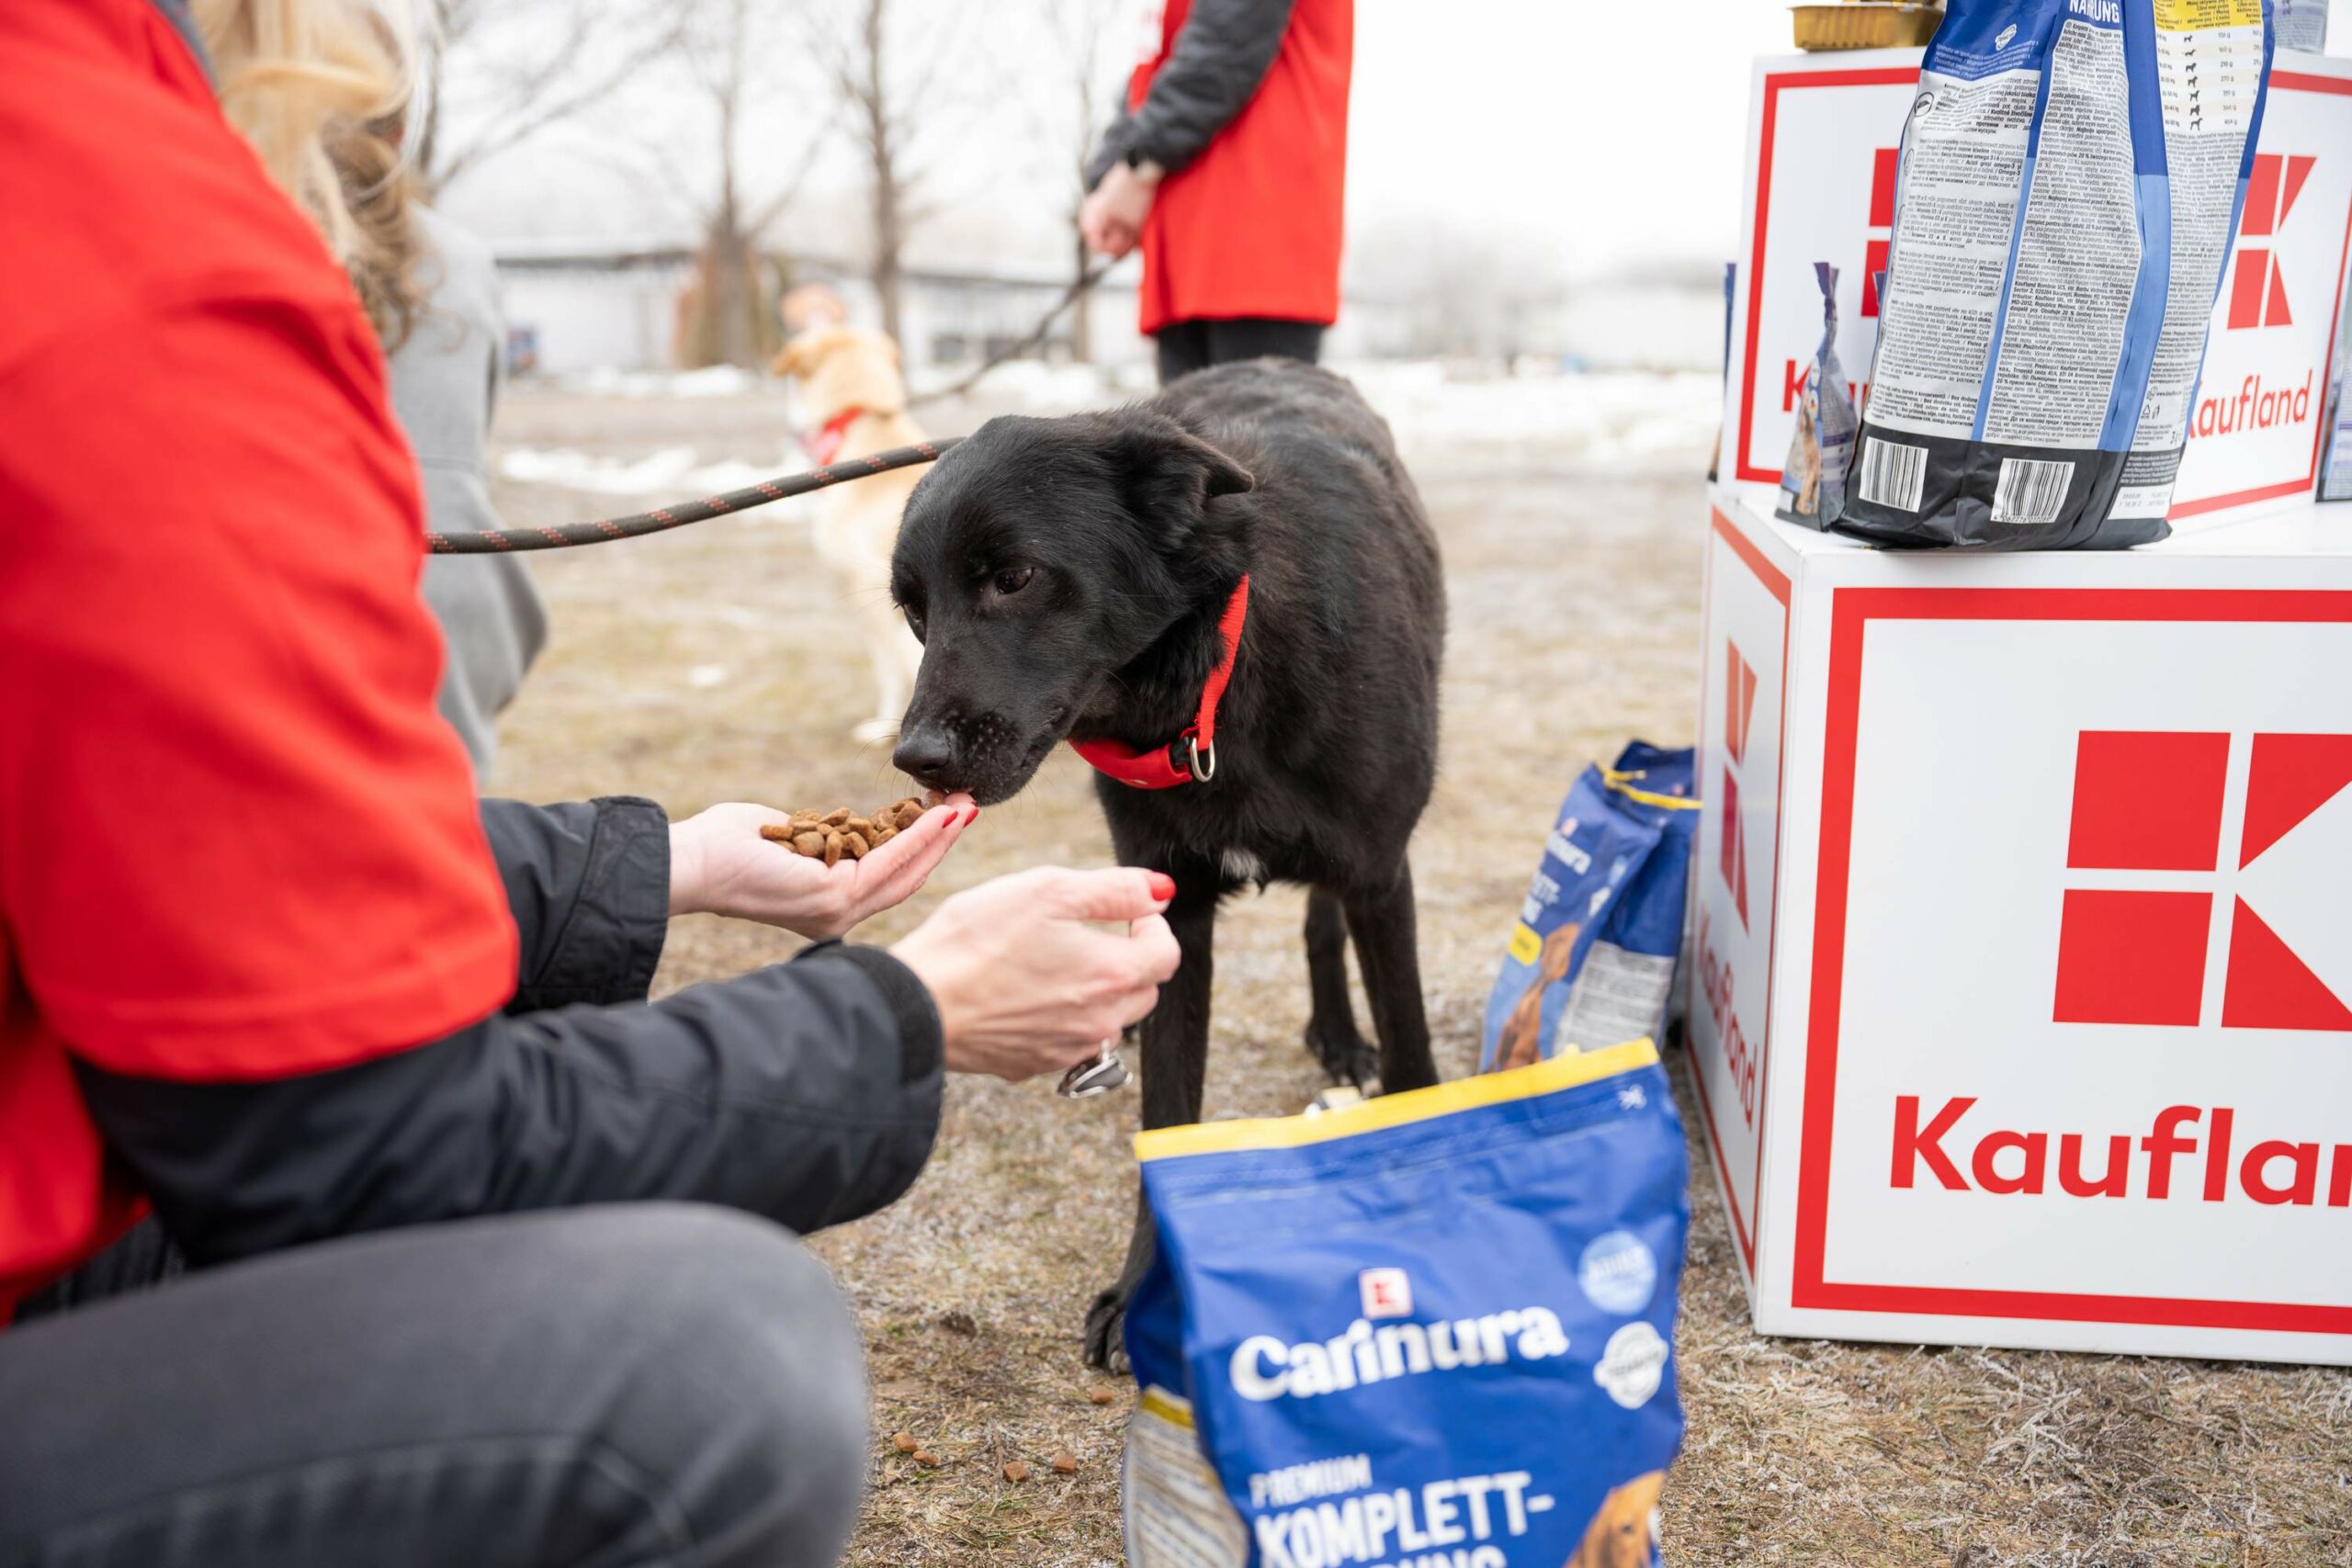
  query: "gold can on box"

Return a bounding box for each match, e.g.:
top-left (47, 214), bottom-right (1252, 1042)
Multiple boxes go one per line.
top-left (1792, 3), bottom-right (1943, 50)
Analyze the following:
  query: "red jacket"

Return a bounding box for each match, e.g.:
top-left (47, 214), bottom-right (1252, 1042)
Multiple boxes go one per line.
top-left (1129, 0), bottom-right (1352, 334)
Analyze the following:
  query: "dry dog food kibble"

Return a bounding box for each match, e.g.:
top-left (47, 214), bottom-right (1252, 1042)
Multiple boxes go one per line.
top-left (758, 798), bottom-right (928, 865)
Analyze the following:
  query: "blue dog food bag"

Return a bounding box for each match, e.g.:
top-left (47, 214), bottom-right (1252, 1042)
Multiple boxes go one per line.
top-left (1480, 743), bottom-right (1698, 1074)
top-left (1123, 1043), bottom-right (1689, 1568)
top-left (1833, 0), bottom-right (2276, 548)
top-left (1776, 262), bottom-right (1860, 529)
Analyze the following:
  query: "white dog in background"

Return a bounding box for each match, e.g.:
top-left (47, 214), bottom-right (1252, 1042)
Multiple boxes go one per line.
top-left (773, 285), bottom-right (927, 744)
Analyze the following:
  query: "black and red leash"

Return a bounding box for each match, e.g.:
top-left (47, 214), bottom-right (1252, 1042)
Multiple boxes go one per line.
top-left (426, 438), bottom-right (960, 555)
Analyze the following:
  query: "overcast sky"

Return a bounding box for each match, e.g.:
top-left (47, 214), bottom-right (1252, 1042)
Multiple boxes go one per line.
top-left (1348, 0), bottom-right (1788, 281)
top-left (443, 0), bottom-right (2352, 284)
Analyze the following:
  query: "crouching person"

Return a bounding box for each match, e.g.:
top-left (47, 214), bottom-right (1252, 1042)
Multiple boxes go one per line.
top-left (0, 4), bottom-right (1180, 1564)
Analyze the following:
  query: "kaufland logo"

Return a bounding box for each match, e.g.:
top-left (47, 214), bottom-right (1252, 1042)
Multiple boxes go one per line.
top-left (2052, 730), bottom-right (2352, 1032)
top-left (1861, 146), bottom-right (1896, 319)
top-left (1718, 641), bottom-right (1758, 929)
top-left (2226, 152), bottom-right (2316, 331)
top-left (1358, 1268), bottom-right (1412, 1320)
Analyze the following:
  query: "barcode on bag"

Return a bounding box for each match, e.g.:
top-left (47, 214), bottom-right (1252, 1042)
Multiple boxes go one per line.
top-left (1992, 458), bottom-right (2073, 525)
top-left (1857, 437), bottom-right (1928, 513)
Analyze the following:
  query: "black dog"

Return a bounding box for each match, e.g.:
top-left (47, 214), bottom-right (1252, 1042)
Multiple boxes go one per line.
top-left (888, 359), bottom-right (1445, 1365)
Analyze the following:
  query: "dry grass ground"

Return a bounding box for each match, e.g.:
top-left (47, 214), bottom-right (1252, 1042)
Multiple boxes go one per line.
top-left (487, 379), bottom-right (2351, 1567)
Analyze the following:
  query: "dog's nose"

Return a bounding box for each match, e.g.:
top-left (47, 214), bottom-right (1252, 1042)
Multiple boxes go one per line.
top-left (892, 724), bottom-right (956, 790)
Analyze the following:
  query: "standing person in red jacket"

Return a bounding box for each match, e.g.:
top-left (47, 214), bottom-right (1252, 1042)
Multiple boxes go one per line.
top-left (1080, 0), bottom-right (1352, 386)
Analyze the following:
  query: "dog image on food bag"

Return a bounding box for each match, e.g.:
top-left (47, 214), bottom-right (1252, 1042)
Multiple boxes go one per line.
top-left (1496, 921), bottom-right (1580, 1071)
top-left (886, 358), bottom-right (1446, 1365)
top-left (1565, 1469), bottom-right (1667, 1568)
top-left (771, 284), bottom-right (930, 743)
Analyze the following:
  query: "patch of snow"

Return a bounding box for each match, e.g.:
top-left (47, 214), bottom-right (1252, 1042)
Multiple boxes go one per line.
top-left (945, 358), bottom-right (1721, 465)
top-left (559, 365), bottom-right (770, 400)
top-left (500, 364), bottom-right (1719, 501)
top-left (1344, 364), bottom-right (1720, 465)
top-left (497, 442), bottom-right (809, 499)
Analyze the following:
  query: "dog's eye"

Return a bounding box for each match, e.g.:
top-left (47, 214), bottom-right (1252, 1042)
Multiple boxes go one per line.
top-left (991, 567), bottom-right (1035, 597)
top-left (902, 605), bottom-right (926, 642)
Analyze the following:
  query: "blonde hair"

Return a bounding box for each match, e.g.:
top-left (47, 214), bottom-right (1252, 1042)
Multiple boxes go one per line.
top-left (196, 0), bottom-right (427, 351)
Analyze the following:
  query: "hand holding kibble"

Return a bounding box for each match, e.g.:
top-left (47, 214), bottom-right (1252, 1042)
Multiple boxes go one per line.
top-left (759, 798), bottom-right (929, 867)
top-left (668, 794), bottom-right (975, 940)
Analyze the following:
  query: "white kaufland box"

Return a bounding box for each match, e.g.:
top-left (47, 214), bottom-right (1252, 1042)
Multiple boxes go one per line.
top-left (1724, 48), bottom-right (2352, 525)
top-left (1690, 486), bottom-right (2352, 1364)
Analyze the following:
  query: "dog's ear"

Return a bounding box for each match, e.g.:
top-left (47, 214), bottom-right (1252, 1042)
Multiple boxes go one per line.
top-left (772, 333), bottom-right (820, 380)
top-left (1098, 412), bottom-right (1254, 537)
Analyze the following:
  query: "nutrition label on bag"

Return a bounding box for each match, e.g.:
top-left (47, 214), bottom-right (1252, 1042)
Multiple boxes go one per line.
top-left (1125, 1389), bottom-right (1249, 1568)
top-left (1865, 68), bottom-right (2038, 441)
top-left (2113, 0), bottom-right (2268, 519)
top-left (1983, 17), bottom-right (2140, 448)
top-left (1555, 942), bottom-right (1676, 1056)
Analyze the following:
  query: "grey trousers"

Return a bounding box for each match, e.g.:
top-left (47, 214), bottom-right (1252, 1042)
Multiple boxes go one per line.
top-left (0, 1205), bottom-right (868, 1567)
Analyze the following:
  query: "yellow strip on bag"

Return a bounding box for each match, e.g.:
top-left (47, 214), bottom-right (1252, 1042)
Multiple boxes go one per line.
top-left (1136, 1039), bottom-right (1658, 1162)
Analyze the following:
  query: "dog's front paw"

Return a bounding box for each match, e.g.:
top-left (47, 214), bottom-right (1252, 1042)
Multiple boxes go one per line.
top-left (1304, 1020), bottom-right (1379, 1090)
top-left (851, 716), bottom-right (901, 745)
top-left (1082, 1287), bottom-right (1131, 1371)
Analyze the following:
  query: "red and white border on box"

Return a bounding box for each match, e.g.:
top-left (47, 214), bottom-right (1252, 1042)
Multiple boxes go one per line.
top-left (1690, 491), bottom-right (2352, 1365)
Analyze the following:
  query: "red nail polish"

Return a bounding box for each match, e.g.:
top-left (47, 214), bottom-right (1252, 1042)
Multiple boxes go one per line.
top-left (957, 806), bottom-right (979, 828)
top-left (1148, 872), bottom-right (1176, 901)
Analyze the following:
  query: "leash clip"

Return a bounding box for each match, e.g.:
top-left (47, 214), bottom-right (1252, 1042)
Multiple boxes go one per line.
top-left (1186, 734), bottom-right (1216, 784)
top-left (1058, 1039), bottom-right (1131, 1099)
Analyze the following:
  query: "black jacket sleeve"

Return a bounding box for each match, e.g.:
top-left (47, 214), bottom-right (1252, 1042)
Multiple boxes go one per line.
top-left (481, 795), bottom-right (670, 1011)
top-left (76, 944), bottom-right (944, 1260)
top-left (1089, 0), bottom-right (1296, 184)
top-left (71, 798), bottom-right (946, 1263)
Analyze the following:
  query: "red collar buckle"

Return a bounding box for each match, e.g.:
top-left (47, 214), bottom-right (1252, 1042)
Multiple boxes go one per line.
top-left (1069, 576), bottom-right (1249, 791)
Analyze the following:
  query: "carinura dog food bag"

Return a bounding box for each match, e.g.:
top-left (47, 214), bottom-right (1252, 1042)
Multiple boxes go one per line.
top-left (1480, 743), bottom-right (1698, 1074)
top-left (1833, 0), bottom-right (2276, 549)
top-left (1122, 1043), bottom-right (1689, 1568)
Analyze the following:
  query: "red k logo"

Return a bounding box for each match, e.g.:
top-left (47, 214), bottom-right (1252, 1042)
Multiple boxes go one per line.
top-left (1861, 146), bottom-right (1897, 320)
top-left (1719, 642), bottom-right (1758, 929)
top-left (2226, 152), bottom-right (2317, 331)
top-left (2053, 730), bottom-right (2352, 1031)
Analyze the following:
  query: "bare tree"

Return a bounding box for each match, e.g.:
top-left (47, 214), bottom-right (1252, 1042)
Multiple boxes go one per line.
top-left (418, 0), bottom-right (681, 192)
top-left (639, 0), bottom-right (836, 367)
top-left (1037, 0), bottom-right (1126, 364)
top-left (810, 0), bottom-right (971, 346)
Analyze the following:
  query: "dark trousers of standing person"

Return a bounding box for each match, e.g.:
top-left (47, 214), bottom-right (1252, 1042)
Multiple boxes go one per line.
top-left (0, 1204), bottom-right (867, 1568)
top-left (1155, 316), bottom-right (1324, 386)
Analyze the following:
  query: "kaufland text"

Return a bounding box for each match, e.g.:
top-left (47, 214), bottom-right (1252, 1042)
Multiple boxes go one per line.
top-left (1893, 1098), bottom-right (2352, 1207)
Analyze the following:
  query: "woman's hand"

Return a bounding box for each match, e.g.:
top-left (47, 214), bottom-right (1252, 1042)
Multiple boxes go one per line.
top-left (891, 866), bottom-right (1182, 1081)
top-left (669, 796), bottom-right (978, 940)
top-left (1080, 159), bottom-right (1160, 259)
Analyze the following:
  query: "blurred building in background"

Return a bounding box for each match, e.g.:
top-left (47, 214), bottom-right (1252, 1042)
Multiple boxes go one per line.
top-left (493, 239), bottom-right (1146, 376)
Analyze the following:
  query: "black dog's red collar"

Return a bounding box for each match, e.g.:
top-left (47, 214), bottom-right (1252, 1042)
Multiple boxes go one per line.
top-left (1069, 576), bottom-right (1250, 790)
top-left (802, 407), bottom-right (865, 467)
